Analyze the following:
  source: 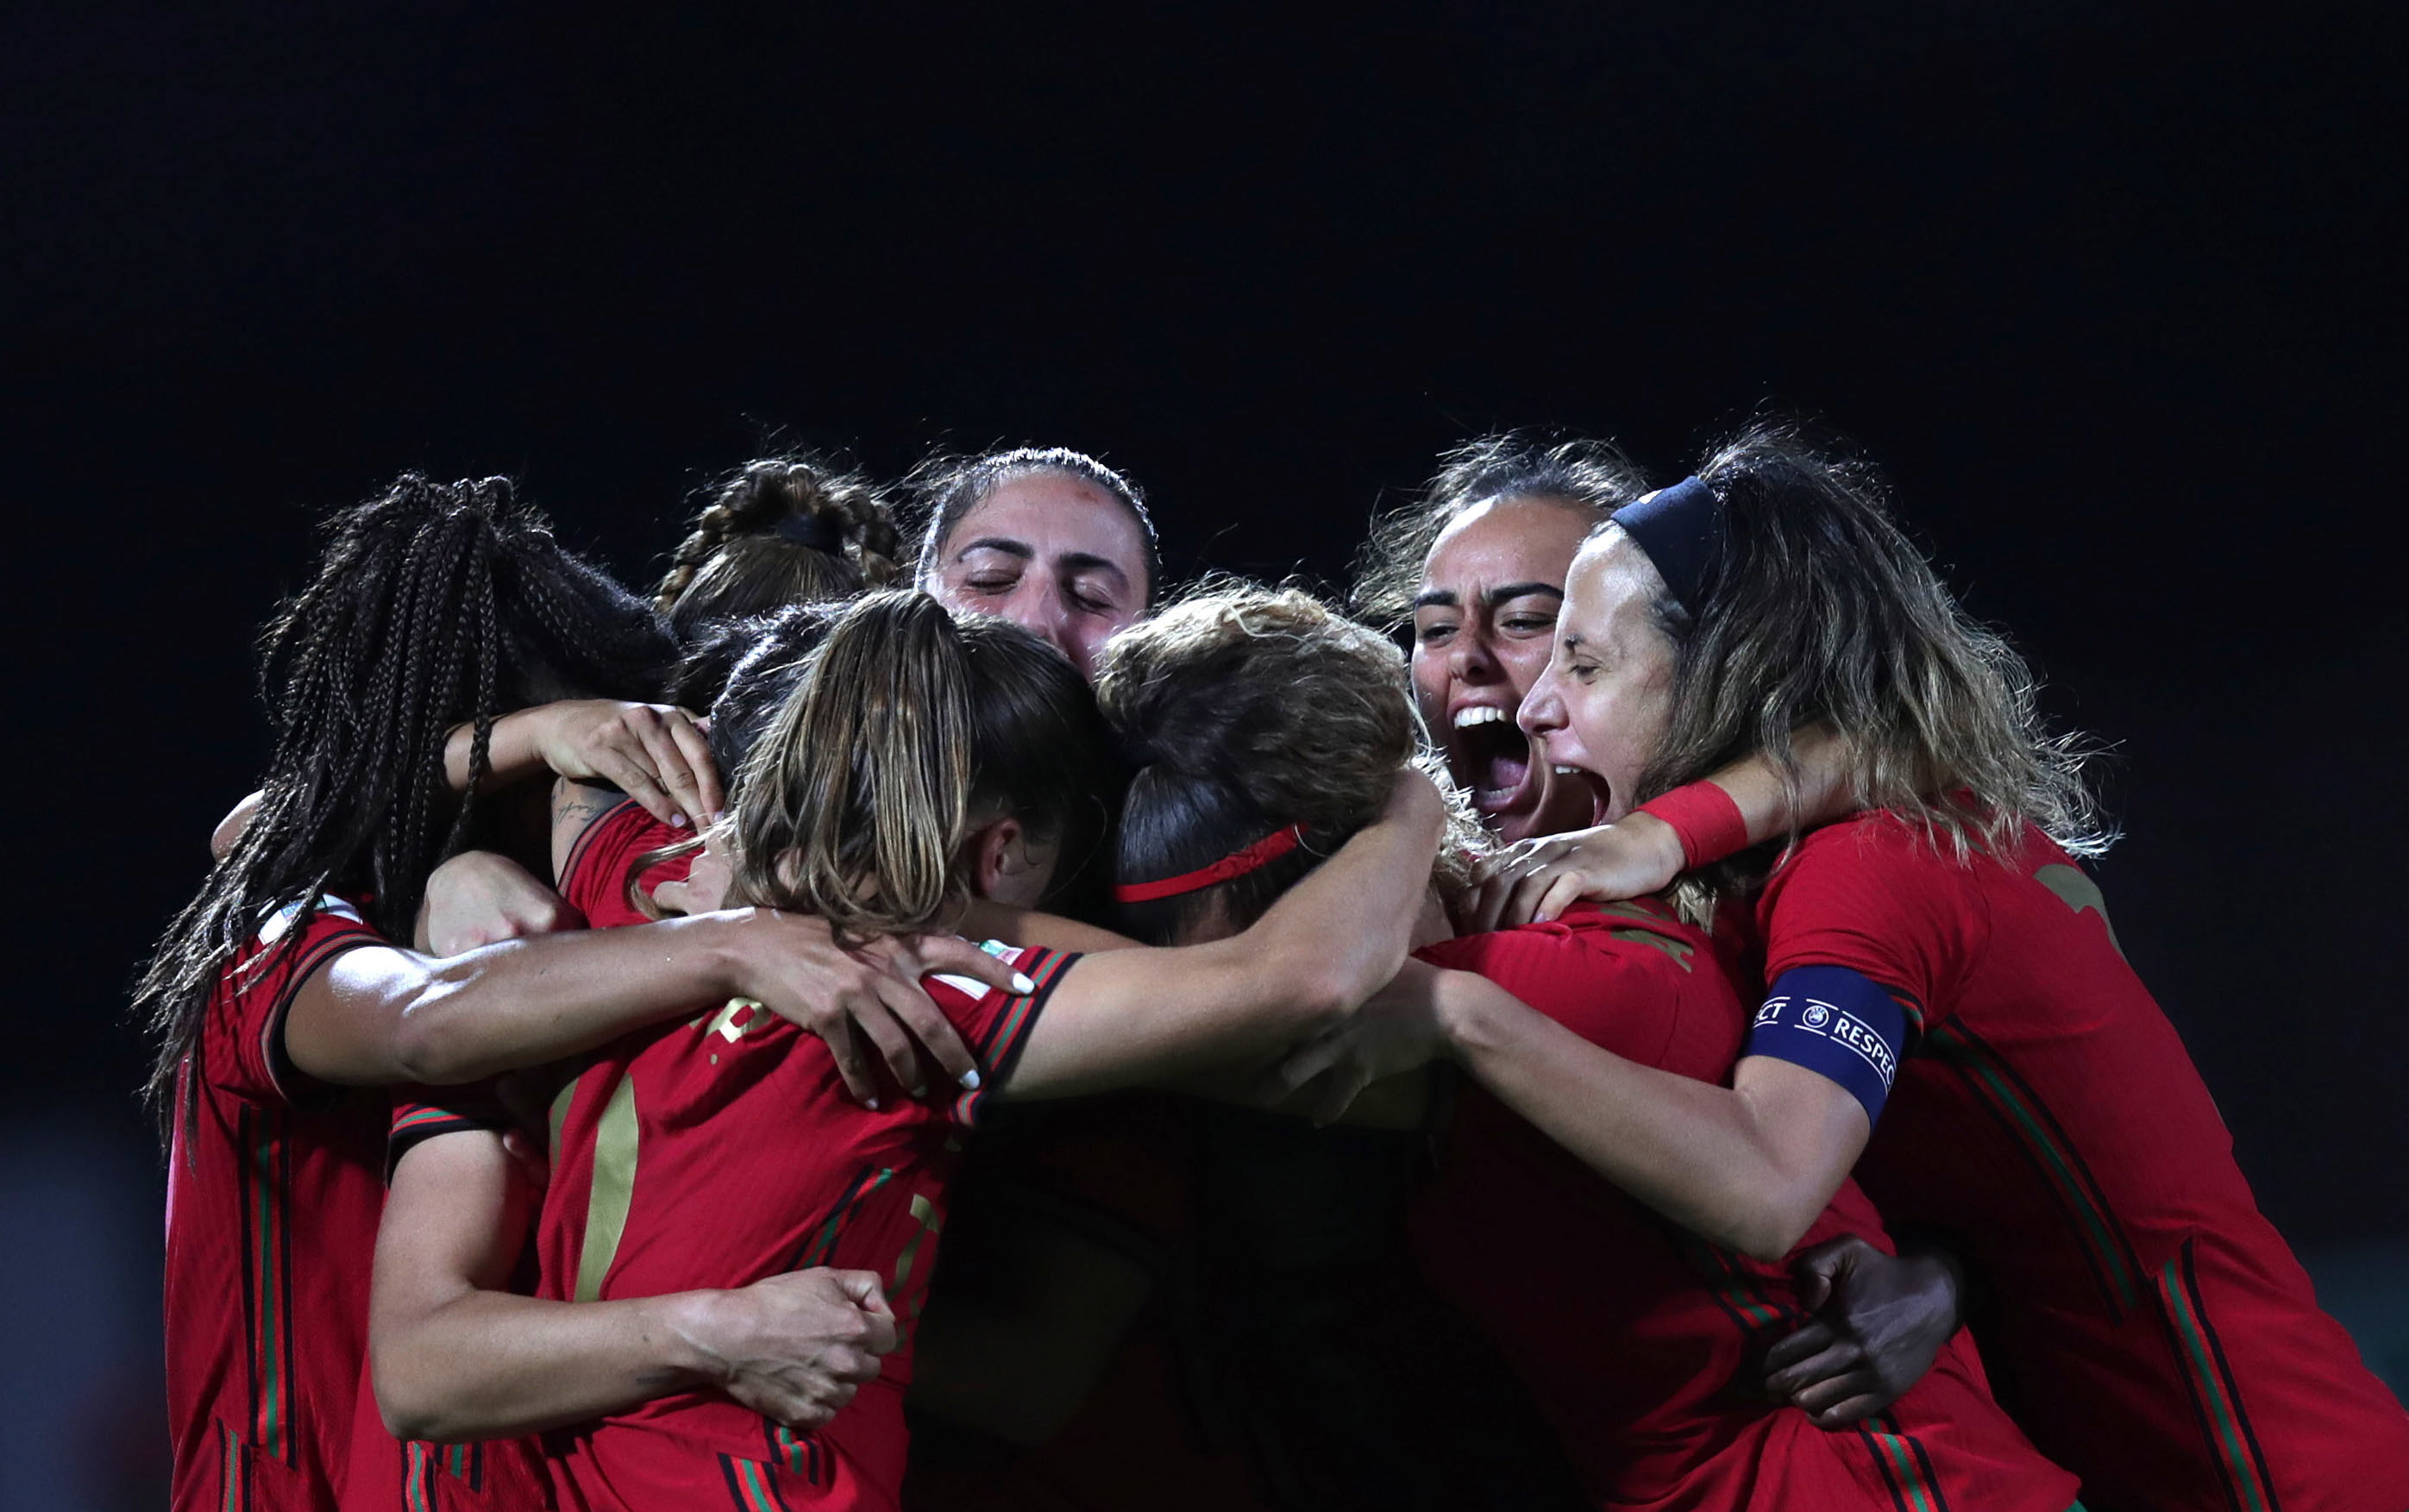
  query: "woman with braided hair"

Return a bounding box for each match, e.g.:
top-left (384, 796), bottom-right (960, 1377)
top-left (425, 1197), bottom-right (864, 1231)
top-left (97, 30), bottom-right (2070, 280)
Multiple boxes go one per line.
top-left (655, 454), bottom-right (906, 637)
top-left (143, 476), bottom-right (1027, 1512)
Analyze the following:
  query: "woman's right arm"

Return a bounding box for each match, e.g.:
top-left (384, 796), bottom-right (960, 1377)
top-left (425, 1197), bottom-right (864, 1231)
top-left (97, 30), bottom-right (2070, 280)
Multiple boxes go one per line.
top-left (279, 907), bottom-right (1025, 1090)
top-left (998, 769), bottom-right (1446, 1100)
top-left (373, 1127), bottom-right (894, 1440)
top-left (1277, 962), bottom-right (1868, 1262)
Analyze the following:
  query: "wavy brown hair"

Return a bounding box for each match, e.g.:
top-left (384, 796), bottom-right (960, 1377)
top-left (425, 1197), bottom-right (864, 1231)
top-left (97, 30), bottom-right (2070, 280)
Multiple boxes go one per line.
top-left (1628, 420), bottom-right (2110, 901)
top-left (654, 455), bottom-right (902, 636)
top-left (727, 591), bottom-right (1120, 940)
top-left (1350, 431), bottom-right (1648, 631)
top-left (1096, 580), bottom-right (1480, 943)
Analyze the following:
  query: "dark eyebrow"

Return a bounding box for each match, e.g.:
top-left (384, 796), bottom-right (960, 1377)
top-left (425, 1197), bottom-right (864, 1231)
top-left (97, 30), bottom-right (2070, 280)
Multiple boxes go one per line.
top-left (1411, 588), bottom-right (1459, 612)
top-left (1057, 553), bottom-right (1130, 585)
top-left (1483, 582), bottom-right (1564, 609)
top-left (953, 536), bottom-right (1035, 563)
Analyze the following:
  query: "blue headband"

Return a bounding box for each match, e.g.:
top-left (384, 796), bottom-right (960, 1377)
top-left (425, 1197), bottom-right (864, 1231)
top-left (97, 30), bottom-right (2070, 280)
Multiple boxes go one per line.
top-left (1611, 475), bottom-right (1724, 614)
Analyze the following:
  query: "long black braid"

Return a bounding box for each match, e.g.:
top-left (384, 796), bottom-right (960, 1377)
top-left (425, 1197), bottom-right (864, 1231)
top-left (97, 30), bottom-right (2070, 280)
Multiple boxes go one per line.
top-left (133, 474), bottom-right (679, 1138)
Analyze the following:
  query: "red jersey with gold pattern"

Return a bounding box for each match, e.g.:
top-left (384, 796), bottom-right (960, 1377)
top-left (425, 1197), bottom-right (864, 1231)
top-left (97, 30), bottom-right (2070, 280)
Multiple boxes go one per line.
top-left (166, 897), bottom-right (388, 1512)
top-left (1758, 812), bottom-right (2409, 1512)
top-left (555, 799), bottom-right (693, 930)
top-left (339, 1091), bottom-right (555, 1512)
top-left (535, 832), bottom-right (1079, 1511)
top-left (1411, 901), bottom-right (2078, 1512)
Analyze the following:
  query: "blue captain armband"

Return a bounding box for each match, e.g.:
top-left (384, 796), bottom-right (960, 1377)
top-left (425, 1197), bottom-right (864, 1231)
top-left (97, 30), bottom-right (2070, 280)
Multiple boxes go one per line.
top-left (1743, 965), bottom-right (1910, 1126)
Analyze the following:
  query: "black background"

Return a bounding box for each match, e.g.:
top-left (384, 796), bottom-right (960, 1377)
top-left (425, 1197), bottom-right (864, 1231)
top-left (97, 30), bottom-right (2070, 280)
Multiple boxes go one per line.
top-left (5, 0), bottom-right (2400, 1290)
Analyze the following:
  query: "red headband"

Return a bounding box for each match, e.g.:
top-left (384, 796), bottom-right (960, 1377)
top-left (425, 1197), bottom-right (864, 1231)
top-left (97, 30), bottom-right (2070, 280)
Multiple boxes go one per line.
top-left (1114, 824), bottom-right (1308, 903)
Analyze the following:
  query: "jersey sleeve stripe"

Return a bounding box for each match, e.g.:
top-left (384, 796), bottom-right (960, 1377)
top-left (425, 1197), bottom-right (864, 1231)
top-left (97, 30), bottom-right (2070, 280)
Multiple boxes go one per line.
top-left (784, 1164), bottom-right (897, 1271)
top-left (236, 1107), bottom-right (292, 1464)
top-left (2158, 1239), bottom-right (2280, 1512)
top-left (718, 1452), bottom-right (796, 1512)
top-left (385, 1103), bottom-right (507, 1181)
top-left (1856, 1414), bottom-right (1952, 1512)
top-left (217, 1406), bottom-right (249, 1512)
top-left (558, 797), bottom-right (637, 899)
top-left (763, 1421), bottom-right (824, 1484)
top-left (953, 948), bottom-right (1079, 1126)
top-left (255, 925), bottom-right (383, 1107)
top-left (1927, 1019), bottom-right (2147, 1315)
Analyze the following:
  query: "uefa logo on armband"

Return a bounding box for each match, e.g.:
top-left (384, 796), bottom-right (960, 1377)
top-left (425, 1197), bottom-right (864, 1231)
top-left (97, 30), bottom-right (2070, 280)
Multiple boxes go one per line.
top-left (1802, 1003), bottom-right (1830, 1029)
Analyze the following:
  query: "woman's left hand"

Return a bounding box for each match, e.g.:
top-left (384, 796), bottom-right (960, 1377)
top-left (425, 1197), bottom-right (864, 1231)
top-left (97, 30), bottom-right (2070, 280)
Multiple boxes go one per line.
top-left (1263, 959), bottom-right (1455, 1124)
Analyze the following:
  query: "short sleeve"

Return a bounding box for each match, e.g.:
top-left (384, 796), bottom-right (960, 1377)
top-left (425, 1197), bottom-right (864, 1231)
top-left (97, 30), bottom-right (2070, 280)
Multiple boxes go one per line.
top-left (206, 898), bottom-right (384, 1106)
top-left (1742, 964), bottom-right (1910, 1125)
top-left (1756, 819), bottom-right (1982, 1038)
top-left (558, 800), bottom-right (691, 927)
top-left (938, 944), bottom-right (1082, 1126)
top-left (386, 1083), bottom-right (514, 1180)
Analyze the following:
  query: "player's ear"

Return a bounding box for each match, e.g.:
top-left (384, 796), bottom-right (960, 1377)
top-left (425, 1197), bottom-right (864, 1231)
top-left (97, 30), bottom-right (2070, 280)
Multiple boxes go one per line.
top-left (967, 817), bottom-right (1031, 897)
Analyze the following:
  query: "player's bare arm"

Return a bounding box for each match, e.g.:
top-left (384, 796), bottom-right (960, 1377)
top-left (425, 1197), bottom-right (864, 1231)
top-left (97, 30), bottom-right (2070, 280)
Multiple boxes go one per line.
top-left (373, 1127), bottom-right (894, 1440)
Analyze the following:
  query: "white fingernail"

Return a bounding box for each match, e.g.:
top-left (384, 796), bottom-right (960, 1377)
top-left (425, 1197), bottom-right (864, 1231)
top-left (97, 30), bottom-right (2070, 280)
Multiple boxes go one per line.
top-left (1012, 973), bottom-right (1037, 994)
top-left (958, 1068), bottom-right (982, 1090)
top-left (670, 812), bottom-right (688, 828)
top-left (864, 1097), bottom-right (881, 1111)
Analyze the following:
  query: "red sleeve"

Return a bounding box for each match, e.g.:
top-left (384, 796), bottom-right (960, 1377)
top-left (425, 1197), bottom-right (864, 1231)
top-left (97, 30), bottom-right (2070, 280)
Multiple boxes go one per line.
top-left (204, 898), bottom-right (385, 1107)
top-left (1754, 818), bottom-right (1985, 1037)
top-left (936, 944), bottom-right (1082, 1126)
top-left (1418, 921), bottom-right (1699, 1075)
top-left (557, 800), bottom-right (689, 928)
top-left (386, 1083), bottom-right (514, 1179)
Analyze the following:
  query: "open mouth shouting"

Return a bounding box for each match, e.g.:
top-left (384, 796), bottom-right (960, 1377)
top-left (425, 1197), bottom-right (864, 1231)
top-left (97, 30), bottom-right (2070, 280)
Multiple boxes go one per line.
top-left (1448, 704), bottom-right (1601, 844)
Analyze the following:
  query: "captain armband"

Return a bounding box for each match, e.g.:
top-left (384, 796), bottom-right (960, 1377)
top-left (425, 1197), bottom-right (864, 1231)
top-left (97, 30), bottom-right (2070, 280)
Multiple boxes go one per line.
top-left (1741, 964), bottom-right (1910, 1126)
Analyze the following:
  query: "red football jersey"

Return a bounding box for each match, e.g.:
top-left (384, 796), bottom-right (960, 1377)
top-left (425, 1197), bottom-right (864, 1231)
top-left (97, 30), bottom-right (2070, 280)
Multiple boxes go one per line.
top-left (899, 1095), bottom-right (1275, 1512)
top-left (556, 800), bottom-right (693, 929)
top-left (1758, 812), bottom-right (2409, 1512)
top-left (166, 897), bottom-right (389, 1512)
top-left (1411, 900), bottom-right (2079, 1512)
top-left (340, 1093), bottom-right (555, 1512)
top-left (530, 930), bottom-right (1078, 1511)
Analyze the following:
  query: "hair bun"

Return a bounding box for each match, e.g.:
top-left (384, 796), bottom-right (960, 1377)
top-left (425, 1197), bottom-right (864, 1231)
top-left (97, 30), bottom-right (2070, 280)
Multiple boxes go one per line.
top-left (774, 511), bottom-right (844, 552)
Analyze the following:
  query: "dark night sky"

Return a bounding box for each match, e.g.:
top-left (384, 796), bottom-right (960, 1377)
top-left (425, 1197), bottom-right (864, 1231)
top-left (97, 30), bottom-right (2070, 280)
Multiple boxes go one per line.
top-left (4, 3), bottom-right (2402, 1247)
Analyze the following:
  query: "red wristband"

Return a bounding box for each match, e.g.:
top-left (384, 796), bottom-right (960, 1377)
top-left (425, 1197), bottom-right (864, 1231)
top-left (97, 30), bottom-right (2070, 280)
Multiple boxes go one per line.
top-left (1635, 781), bottom-right (1750, 869)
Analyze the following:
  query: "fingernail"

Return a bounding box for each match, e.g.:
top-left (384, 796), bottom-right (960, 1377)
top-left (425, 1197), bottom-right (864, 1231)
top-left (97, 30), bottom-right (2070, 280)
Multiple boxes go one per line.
top-left (908, 1082), bottom-right (927, 1100)
top-left (670, 812), bottom-right (688, 828)
top-left (1011, 973), bottom-right (1037, 994)
top-left (958, 1068), bottom-right (982, 1090)
top-left (864, 1097), bottom-right (880, 1111)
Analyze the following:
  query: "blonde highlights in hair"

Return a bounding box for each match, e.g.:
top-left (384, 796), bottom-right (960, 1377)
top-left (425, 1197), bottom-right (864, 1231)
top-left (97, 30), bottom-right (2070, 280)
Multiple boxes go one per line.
top-left (1635, 421), bottom-right (2110, 910)
top-left (730, 590), bottom-right (1116, 941)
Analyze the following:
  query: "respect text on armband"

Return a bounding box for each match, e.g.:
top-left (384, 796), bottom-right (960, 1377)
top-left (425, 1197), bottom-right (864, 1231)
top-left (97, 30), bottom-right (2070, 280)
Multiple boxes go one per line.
top-left (1755, 994), bottom-right (1898, 1088)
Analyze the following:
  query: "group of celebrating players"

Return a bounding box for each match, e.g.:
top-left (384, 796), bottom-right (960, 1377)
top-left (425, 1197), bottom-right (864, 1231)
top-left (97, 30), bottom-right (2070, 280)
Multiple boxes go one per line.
top-left (143, 429), bottom-right (2409, 1512)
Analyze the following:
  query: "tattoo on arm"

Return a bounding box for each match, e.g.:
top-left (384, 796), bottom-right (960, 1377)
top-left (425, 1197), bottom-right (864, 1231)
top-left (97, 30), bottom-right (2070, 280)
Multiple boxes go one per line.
top-left (550, 779), bottom-right (625, 881)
